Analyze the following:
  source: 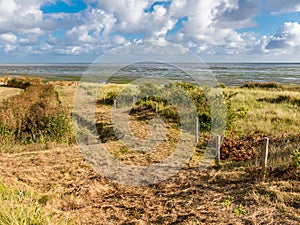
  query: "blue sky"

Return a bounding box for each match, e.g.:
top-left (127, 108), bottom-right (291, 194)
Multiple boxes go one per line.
top-left (0, 0), bottom-right (300, 63)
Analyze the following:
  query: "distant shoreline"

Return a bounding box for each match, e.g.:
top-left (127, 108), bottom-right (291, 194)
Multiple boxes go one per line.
top-left (0, 63), bottom-right (299, 86)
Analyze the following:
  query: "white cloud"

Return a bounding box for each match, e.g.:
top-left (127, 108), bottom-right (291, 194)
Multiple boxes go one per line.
top-left (152, 5), bottom-right (167, 21)
top-left (266, 22), bottom-right (300, 52)
top-left (3, 44), bottom-right (17, 53)
top-left (53, 44), bottom-right (95, 55)
top-left (0, 0), bottom-right (298, 62)
top-left (0, 0), bottom-right (18, 19)
top-left (0, 0), bottom-right (45, 33)
top-left (95, 0), bottom-right (149, 32)
top-left (215, 0), bottom-right (260, 29)
top-left (112, 35), bottom-right (126, 45)
top-left (165, 0), bottom-right (261, 56)
top-left (0, 33), bottom-right (17, 43)
top-left (264, 0), bottom-right (300, 13)
top-left (45, 7), bottom-right (117, 48)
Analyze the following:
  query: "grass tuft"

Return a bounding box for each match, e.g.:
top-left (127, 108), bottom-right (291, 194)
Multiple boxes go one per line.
top-left (0, 182), bottom-right (50, 225)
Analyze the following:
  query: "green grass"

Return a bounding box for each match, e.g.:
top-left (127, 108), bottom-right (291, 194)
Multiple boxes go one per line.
top-left (225, 87), bottom-right (300, 137)
top-left (0, 80), bottom-right (75, 146)
top-left (0, 182), bottom-right (50, 225)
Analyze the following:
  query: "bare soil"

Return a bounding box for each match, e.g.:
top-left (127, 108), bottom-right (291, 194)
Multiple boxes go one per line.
top-left (0, 86), bottom-right (23, 105)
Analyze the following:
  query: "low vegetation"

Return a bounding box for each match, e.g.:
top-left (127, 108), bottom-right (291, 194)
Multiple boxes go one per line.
top-left (0, 182), bottom-right (50, 225)
top-left (97, 82), bottom-right (230, 132)
top-left (241, 81), bottom-right (283, 89)
top-left (222, 82), bottom-right (300, 168)
top-left (0, 78), bottom-right (74, 147)
top-left (6, 77), bottom-right (42, 89)
top-left (0, 79), bottom-right (299, 224)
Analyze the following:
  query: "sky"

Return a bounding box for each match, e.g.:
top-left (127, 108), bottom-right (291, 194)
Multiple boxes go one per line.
top-left (0, 0), bottom-right (300, 63)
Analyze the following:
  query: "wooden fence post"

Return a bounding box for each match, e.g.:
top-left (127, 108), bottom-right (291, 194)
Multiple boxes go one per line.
top-left (113, 99), bottom-right (117, 110)
top-left (216, 135), bottom-right (221, 166)
top-left (195, 116), bottom-right (199, 144)
top-left (261, 137), bottom-right (269, 180)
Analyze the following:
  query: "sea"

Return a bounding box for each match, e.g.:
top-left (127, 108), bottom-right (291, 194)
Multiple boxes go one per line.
top-left (0, 63), bottom-right (299, 86)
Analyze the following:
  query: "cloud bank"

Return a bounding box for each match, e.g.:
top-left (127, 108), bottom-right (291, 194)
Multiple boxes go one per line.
top-left (0, 0), bottom-right (299, 62)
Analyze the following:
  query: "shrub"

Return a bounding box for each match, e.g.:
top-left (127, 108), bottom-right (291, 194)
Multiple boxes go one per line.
top-left (0, 84), bottom-right (74, 145)
top-left (292, 150), bottom-right (300, 168)
top-left (97, 82), bottom-right (236, 134)
top-left (135, 82), bottom-right (233, 132)
top-left (104, 91), bottom-right (118, 104)
top-left (241, 82), bottom-right (282, 89)
top-left (258, 95), bottom-right (300, 106)
top-left (6, 77), bottom-right (42, 90)
top-left (219, 83), bottom-right (226, 88)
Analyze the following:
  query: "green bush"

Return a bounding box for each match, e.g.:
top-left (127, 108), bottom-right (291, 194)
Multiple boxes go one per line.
top-left (133, 82), bottom-right (232, 132)
top-left (6, 77), bottom-right (42, 90)
top-left (0, 84), bottom-right (74, 145)
top-left (96, 82), bottom-right (235, 133)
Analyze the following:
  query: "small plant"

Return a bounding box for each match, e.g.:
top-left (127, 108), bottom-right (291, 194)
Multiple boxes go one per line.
top-left (105, 91), bottom-right (119, 104)
top-left (292, 149), bottom-right (300, 168)
top-left (232, 204), bottom-right (247, 216)
top-left (236, 106), bottom-right (248, 119)
top-left (221, 195), bottom-right (233, 207)
top-left (0, 182), bottom-right (50, 224)
top-left (119, 146), bottom-right (130, 154)
top-left (219, 83), bottom-right (226, 88)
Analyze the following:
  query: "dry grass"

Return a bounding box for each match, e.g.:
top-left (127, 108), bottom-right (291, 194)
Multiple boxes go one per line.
top-left (0, 84), bottom-right (74, 146)
top-left (0, 87), bottom-right (23, 105)
top-left (0, 80), bottom-right (299, 224)
top-left (226, 87), bottom-right (300, 136)
top-left (0, 146), bottom-right (298, 224)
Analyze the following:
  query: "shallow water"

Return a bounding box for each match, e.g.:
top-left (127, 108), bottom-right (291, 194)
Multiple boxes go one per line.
top-left (0, 63), bottom-right (299, 86)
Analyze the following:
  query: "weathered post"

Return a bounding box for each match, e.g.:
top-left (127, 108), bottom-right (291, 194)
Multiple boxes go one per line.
top-left (216, 135), bottom-right (221, 166)
top-left (261, 137), bottom-right (269, 180)
top-left (114, 99), bottom-right (117, 110)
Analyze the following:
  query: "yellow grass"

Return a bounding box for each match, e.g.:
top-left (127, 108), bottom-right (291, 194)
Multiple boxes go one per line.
top-left (226, 87), bottom-right (300, 136)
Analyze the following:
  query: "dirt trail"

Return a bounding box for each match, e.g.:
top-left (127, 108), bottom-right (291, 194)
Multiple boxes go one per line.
top-left (0, 146), bottom-right (299, 224)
